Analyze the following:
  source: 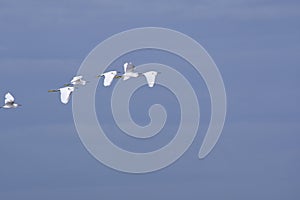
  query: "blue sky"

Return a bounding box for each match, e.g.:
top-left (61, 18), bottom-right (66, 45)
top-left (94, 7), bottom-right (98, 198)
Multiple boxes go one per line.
top-left (0, 0), bottom-right (299, 199)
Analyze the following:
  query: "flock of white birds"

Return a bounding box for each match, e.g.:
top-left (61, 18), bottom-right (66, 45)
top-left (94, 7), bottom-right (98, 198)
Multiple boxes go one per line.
top-left (0, 62), bottom-right (159, 108)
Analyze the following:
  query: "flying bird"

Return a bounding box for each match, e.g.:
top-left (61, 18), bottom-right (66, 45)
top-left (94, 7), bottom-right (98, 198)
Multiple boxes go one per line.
top-left (48, 86), bottom-right (75, 104)
top-left (97, 71), bottom-right (120, 87)
top-left (122, 62), bottom-right (139, 80)
top-left (142, 71), bottom-right (160, 87)
top-left (65, 75), bottom-right (87, 86)
top-left (0, 92), bottom-right (21, 109)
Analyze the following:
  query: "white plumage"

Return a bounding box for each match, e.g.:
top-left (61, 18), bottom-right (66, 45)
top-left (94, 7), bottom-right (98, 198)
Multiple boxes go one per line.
top-left (70, 75), bottom-right (87, 86)
top-left (122, 62), bottom-right (139, 80)
top-left (48, 86), bottom-right (75, 104)
top-left (100, 71), bottom-right (118, 87)
top-left (143, 71), bottom-right (159, 87)
top-left (59, 87), bottom-right (75, 104)
top-left (1, 92), bottom-right (21, 108)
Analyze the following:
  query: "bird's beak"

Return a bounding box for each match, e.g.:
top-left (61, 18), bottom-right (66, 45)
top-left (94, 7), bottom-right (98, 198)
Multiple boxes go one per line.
top-left (64, 83), bottom-right (71, 87)
top-left (48, 89), bottom-right (58, 93)
top-left (96, 74), bottom-right (103, 78)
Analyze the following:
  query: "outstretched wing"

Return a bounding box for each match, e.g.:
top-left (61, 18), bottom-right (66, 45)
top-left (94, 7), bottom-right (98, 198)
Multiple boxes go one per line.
top-left (71, 75), bottom-right (86, 85)
top-left (123, 76), bottom-right (131, 81)
top-left (103, 71), bottom-right (117, 86)
top-left (143, 71), bottom-right (158, 87)
top-left (5, 92), bottom-right (15, 104)
top-left (60, 87), bottom-right (74, 104)
top-left (71, 76), bottom-right (82, 82)
top-left (123, 62), bottom-right (135, 73)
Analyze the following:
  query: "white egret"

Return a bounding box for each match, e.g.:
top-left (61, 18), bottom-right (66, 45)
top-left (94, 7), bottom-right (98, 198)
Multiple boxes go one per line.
top-left (97, 71), bottom-right (120, 87)
top-left (122, 62), bottom-right (139, 80)
top-left (65, 75), bottom-right (87, 86)
top-left (48, 86), bottom-right (75, 104)
top-left (0, 92), bottom-right (21, 109)
top-left (142, 71), bottom-right (160, 87)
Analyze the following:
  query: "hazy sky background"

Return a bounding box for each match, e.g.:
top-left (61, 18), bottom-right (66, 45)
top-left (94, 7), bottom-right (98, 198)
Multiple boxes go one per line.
top-left (0, 0), bottom-right (299, 199)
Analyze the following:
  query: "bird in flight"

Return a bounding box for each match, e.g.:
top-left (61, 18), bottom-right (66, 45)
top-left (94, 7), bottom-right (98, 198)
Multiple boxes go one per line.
top-left (122, 62), bottom-right (140, 80)
top-left (65, 75), bottom-right (87, 86)
top-left (0, 92), bottom-right (22, 109)
top-left (142, 71), bottom-right (160, 88)
top-left (48, 86), bottom-right (75, 104)
top-left (97, 71), bottom-right (120, 87)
